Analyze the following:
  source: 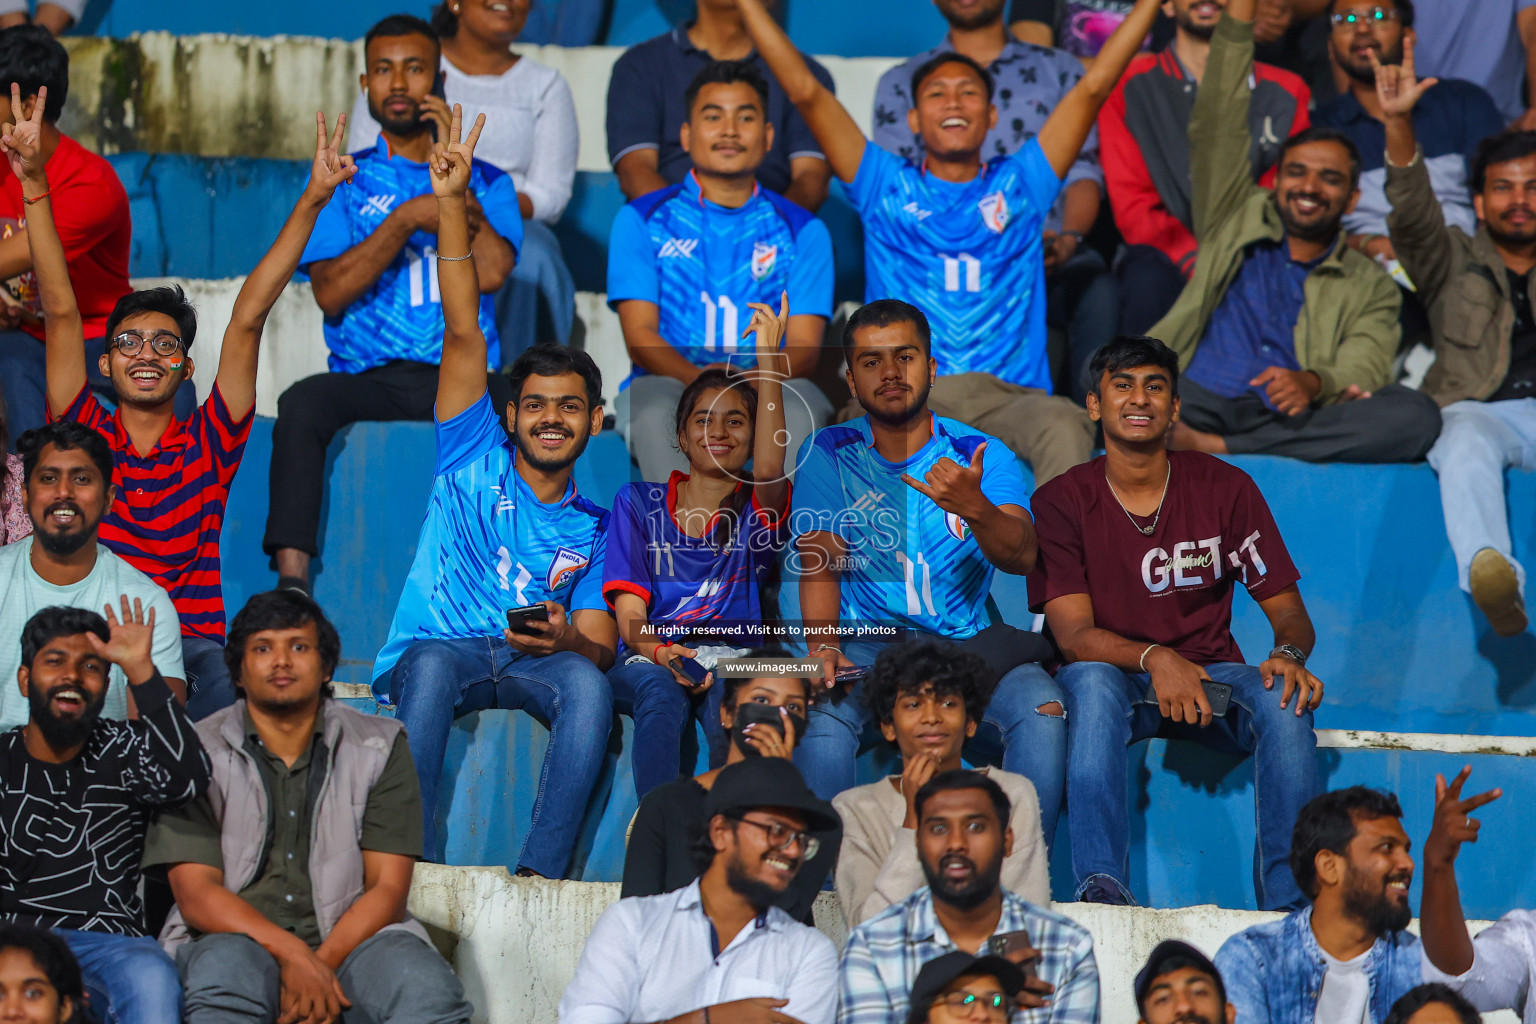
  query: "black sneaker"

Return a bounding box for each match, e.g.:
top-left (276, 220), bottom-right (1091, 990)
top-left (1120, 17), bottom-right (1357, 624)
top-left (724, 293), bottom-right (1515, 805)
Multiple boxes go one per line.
top-left (1078, 878), bottom-right (1135, 906)
top-left (276, 575), bottom-right (311, 598)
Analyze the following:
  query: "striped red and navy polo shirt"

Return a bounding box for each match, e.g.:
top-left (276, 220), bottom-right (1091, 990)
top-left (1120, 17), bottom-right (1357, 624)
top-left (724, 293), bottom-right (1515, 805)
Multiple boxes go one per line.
top-left (58, 385), bottom-right (253, 643)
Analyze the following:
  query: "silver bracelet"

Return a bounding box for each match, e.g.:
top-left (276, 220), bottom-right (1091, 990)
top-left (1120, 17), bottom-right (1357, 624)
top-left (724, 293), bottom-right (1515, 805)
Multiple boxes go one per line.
top-left (814, 643), bottom-right (842, 655)
top-left (436, 251), bottom-right (473, 262)
top-left (1139, 643), bottom-right (1160, 672)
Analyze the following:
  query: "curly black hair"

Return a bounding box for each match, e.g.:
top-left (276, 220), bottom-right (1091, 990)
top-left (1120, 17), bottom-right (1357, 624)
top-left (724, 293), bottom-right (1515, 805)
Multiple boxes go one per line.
top-left (863, 639), bottom-right (996, 727)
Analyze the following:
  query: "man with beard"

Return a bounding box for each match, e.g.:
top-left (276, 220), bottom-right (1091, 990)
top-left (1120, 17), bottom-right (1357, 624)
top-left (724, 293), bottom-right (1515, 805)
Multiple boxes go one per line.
top-left (1135, 940), bottom-right (1235, 1024)
top-left (1031, 336), bottom-right (1323, 909)
top-left (607, 59), bottom-right (833, 482)
top-left (1215, 787), bottom-right (1424, 1024)
top-left (1099, 0), bottom-right (1312, 333)
top-left (559, 757), bottom-right (840, 1024)
top-left (263, 13), bottom-right (520, 595)
top-left (1153, 0), bottom-right (1443, 464)
top-left (785, 300), bottom-right (1067, 812)
top-left (0, 601), bottom-right (209, 1024)
top-left (145, 590), bottom-right (474, 1024)
top-left (1315, 0), bottom-right (1503, 260)
top-left (9, 83), bottom-right (359, 720)
top-left (839, 771), bottom-right (1098, 1024)
top-left (373, 107), bottom-right (615, 877)
top-left (0, 421), bottom-right (183, 729)
top-left (1377, 45), bottom-right (1536, 637)
top-left (871, 0), bottom-right (1119, 403)
top-left (739, 0), bottom-right (1167, 487)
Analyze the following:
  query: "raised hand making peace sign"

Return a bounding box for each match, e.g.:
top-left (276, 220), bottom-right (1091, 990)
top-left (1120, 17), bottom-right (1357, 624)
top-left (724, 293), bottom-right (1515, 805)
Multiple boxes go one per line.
top-left (0, 81), bottom-right (48, 187)
top-left (428, 103), bottom-right (486, 200)
top-left (305, 111), bottom-right (357, 202)
top-left (1423, 765), bottom-right (1502, 871)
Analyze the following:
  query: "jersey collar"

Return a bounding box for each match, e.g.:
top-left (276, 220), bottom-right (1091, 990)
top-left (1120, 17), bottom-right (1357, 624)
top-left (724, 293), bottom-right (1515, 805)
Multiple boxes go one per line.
top-left (684, 169), bottom-right (760, 209)
top-left (665, 469), bottom-right (750, 535)
top-left (509, 445), bottom-right (579, 507)
top-left (859, 411), bottom-right (940, 468)
top-left (107, 406), bottom-right (191, 459)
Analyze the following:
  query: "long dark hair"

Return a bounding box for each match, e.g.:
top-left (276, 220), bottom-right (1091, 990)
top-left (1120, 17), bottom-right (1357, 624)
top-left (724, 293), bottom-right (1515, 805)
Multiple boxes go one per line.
top-left (674, 369), bottom-right (757, 552)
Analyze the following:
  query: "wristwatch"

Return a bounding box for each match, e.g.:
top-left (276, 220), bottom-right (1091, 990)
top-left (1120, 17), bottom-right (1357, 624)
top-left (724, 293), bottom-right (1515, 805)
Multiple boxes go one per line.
top-left (1270, 644), bottom-right (1308, 666)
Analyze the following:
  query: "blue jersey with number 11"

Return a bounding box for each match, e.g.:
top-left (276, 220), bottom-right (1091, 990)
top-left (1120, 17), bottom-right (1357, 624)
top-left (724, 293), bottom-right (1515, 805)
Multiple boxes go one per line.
top-left (848, 140), bottom-right (1063, 392)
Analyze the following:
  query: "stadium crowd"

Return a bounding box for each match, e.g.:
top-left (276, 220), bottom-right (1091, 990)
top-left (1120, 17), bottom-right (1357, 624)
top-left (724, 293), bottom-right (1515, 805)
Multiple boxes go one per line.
top-left (0, 0), bottom-right (1534, 1019)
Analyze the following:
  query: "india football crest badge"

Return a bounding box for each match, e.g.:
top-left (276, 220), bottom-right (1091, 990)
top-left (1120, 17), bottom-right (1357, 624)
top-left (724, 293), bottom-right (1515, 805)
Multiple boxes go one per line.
top-left (978, 191), bottom-right (1010, 234)
top-left (945, 511), bottom-right (971, 542)
top-left (547, 546), bottom-right (589, 591)
top-left (751, 242), bottom-right (778, 280)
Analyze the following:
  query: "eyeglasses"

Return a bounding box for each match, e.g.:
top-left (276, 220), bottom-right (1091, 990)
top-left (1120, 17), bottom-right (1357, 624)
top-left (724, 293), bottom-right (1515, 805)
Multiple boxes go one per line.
top-left (1329, 7), bottom-right (1399, 27)
top-left (111, 331), bottom-right (184, 357)
top-left (727, 815), bottom-right (820, 859)
top-left (934, 991), bottom-right (1009, 1017)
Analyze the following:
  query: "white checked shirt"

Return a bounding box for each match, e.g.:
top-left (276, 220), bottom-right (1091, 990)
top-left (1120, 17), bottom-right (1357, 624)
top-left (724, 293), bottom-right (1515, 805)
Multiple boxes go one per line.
top-left (1422, 908), bottom-right (1536, 1023)
top-left (558, 880), bottom-right (839, 1024)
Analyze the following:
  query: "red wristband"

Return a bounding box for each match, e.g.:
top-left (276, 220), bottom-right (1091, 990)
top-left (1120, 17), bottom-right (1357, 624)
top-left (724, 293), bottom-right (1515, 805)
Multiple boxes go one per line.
top-left (22, 189), bottom-right (49, 206)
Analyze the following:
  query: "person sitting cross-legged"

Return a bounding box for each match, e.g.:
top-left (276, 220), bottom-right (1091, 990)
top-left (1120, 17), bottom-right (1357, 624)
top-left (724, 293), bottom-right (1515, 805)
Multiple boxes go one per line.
top-left (736, 0), bottom-right (1168, 485)
top-left (838, 771), bottom-right (1099, 1024)
top-left (373, 107), bottom-right (616, 878)
top-left (145, 590), bottom-right (474, 1024)
top-left (1, 602), bottom-right (210, 1024)
top-left (1029, 334), bottom-right (1323, 909)
top-left (1154, 0), bottom-right (1442, 464)
top-left (833, 639), bottom-right (1050, 927)
top-left (561, 756), bottom-right (841, 1024)
top-left (620, 652), bottom-right (840, 924)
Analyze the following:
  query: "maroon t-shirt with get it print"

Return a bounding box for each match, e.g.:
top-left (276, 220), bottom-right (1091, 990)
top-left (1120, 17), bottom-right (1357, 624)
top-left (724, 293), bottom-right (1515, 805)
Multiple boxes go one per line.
top-left (1027, 451), bottom-right (1300, 666)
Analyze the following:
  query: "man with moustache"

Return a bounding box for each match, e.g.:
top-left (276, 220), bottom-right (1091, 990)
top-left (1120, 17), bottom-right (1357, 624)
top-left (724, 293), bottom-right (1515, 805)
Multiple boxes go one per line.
top-left (146, 590), bottom-right (473, 1024)
top-left (558, 757), bottom-right (841, 1024)
top-left (838, 771), bottom-right (1098, 1024)
top-left (1314, 0), bottom-right (1503, 258)
top-left (1215, 787), bottom-right (1424, 1024)
top-left (1134, 941), bottom-right (1236, 1024)
top-left (1376, 44), bottom-right (1536, 637)
top-left (1153, 0), bottom-right (1443, 464)
top-left (0, 602), bottom-right (208, 1024)
top-left (0, 421), bottom-right (183, 729)
top-left (374, 108), bottom-right (616, 878)
top-left (263, 13), bottom-right (521, 595)
top-left (1030, 334), bottom-right (1323, 909)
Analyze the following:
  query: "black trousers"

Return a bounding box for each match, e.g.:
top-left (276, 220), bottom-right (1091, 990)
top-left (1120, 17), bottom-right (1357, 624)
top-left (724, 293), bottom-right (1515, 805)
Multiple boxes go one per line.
top-left (1178, 378), bottom-right (1443, 463)
top-left (1116, 244), bottom-right (1186, 335)
top-left (263, 360), bottom-right (514, 557)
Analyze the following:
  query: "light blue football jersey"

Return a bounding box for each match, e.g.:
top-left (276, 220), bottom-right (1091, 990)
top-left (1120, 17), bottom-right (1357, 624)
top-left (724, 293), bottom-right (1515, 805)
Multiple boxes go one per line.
top-left (787, 414), bottom-right (1029, 640)
top-left (846, 139), bottom-right (1062, 391)
top-left (301, 137), bottom-right (524, 375)
top-left (606, 174), bottom-right (833, 388)
top-left (371, 392), bottom-right (608, 692)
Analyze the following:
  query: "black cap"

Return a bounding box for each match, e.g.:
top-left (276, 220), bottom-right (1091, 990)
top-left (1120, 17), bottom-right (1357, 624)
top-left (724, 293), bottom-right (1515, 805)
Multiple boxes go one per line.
top-left (702, 758), bottom-right (841, 834)
top-left (1133, 940), bottom-right (1223, 1015)
top-left (905, 951), bottom-right (1028, 1024)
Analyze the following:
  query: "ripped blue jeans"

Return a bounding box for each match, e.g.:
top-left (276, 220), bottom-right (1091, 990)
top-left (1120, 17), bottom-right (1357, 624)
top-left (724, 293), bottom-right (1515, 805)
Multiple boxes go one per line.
top-left (792, 637), bottom-right (1066, 847)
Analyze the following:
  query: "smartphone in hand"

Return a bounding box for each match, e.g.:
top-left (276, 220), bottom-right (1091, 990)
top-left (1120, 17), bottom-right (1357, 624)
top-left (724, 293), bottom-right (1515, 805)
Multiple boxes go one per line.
top-left (505, 604), bottom-right (550, 636)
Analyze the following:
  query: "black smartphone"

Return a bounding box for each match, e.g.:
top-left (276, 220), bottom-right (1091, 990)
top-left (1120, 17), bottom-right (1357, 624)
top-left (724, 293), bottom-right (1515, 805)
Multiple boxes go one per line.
top-left (671, 656), bottom-right (710, 686)
top-left (505, 603), bottom-right (550, 636)
top-left (1144, 679), bottom-right (1233, 717)
top-left (986, 929), bottom-right (1037, 978)
top-left (734, 701), bottom-right (787, 736)
top-left (834, 666), bottom-right (870, 684)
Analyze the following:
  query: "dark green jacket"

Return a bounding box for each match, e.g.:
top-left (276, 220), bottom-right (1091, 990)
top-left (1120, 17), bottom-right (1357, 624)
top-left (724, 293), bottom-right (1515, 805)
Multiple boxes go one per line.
top-left (1149, 14), bottom-right (1401, 403)
top-left (1387, 147), bottom-right (1530, 406)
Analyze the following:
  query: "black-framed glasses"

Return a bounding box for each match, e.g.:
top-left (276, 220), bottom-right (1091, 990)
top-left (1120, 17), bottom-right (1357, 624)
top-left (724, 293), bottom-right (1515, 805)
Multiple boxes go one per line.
top-left (111, 330), bottom-right (184, 357)
top-left (727, 815), bottom-right (820, 859)
top-left (1329, 7), bottom-right (1399, 27)
top-left (934, 991), bottom-right (1009, 1016)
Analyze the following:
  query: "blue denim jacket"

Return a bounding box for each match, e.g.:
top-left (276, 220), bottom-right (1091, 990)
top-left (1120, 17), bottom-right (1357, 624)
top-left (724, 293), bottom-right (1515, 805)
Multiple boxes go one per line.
top-left (1214, 906), bottom-right (1424, 1024)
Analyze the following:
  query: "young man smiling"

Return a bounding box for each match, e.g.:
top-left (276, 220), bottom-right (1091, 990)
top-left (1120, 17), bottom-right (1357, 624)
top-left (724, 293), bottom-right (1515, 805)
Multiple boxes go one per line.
top-left (1029, 334), bottom-right (1323, 909)
top-left (737, 0), bottom-right (1164, 485)
top-left (373, 107), bottom-right (616, 878)
top-left (1152, 0), bottom-right (1442, 463)
top-left (832, 640), bottom-right (1050, 926)
top-left (0, 602), bottom-right (208, 1024)
top-left (607, 59), bottom-right (833, 482)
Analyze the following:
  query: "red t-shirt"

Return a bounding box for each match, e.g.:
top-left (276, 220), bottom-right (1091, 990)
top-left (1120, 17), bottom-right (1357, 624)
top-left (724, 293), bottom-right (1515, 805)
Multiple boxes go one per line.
top-left (1027, 451), bottom-right (1300, 666)
top-left (0, 133), bottom-right (131, 340)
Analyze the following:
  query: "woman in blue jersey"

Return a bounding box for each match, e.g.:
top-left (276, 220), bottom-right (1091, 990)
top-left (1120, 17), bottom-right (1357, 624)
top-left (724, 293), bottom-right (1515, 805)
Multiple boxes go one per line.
top-left (604, 295), bottom-right (794, 799)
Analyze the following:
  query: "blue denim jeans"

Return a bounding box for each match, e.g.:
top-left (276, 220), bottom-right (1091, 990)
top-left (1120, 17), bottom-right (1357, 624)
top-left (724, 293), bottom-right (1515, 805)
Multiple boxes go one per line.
top-left (57, 929), bottom-right (182, 1024)
top-left (387, 636), bottom-right (613, 878)
top-left (792, 639), bottom-right (1068, 848)
top-left (493, 220), bottom-right (576, 366)
top-left (608, 654), bottom-right (727, 800)
top-left (181, 635), bottom-right (237, 722)
top-left (1058, 661), bottom-right (1318, 911)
